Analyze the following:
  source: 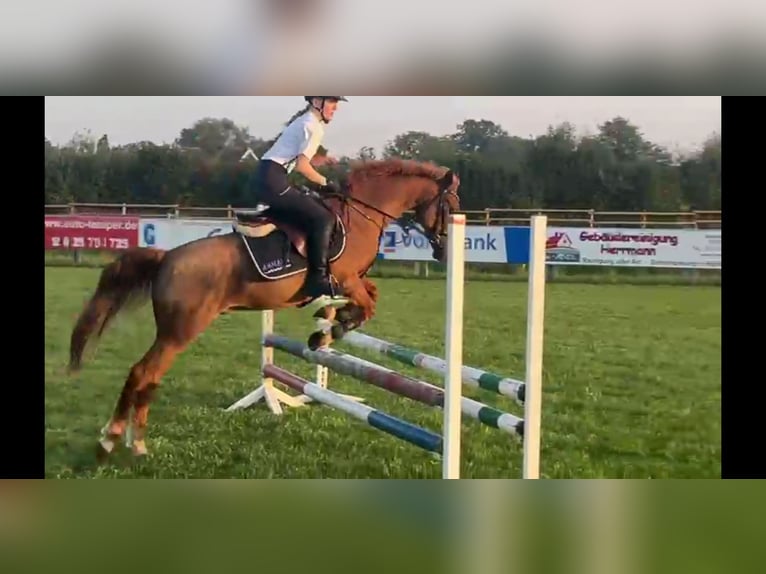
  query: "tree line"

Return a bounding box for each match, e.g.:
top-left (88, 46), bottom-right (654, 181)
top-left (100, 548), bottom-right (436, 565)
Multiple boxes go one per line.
top-left (45, 115), bottom-right (720, 212)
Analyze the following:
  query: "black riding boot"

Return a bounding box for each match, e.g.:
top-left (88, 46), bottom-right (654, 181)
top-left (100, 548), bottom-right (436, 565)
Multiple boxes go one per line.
top-left (305, 221), bottom-right (336, 298)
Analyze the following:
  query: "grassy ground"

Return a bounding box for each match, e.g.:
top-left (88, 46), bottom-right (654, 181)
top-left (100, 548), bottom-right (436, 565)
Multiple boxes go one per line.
top-left (45, 267), bottom-right (721, 479)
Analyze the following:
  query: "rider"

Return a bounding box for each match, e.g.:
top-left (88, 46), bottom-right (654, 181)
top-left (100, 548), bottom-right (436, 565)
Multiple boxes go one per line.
top-left (254, 96), bottom-right (348, 298)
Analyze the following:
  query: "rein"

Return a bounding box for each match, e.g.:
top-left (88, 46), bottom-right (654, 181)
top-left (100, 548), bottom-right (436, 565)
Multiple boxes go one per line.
top-left (305, 170), bottom-right (458, 252)
top-left (324, 189), bottom-right (451, 250)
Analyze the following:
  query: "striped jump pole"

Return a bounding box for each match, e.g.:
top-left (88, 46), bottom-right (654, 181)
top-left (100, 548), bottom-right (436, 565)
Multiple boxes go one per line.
top-left (226, 307), bottom-right (365, 415)
top-left (263, 364), bottom-right (443, 454)
top-left (340, 331), bottom-right (526, 405)
top-left (266, 334), bottom-right (445, 406)
top-left (264, 334), bottom-right (524, 437)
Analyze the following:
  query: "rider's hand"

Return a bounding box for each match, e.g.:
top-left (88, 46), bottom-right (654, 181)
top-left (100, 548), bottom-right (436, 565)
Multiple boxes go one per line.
top-left (312, 155), bottom-right (339, 167)
top-left (324, 156), bottom-right (340, 166)
top-left (322, 180), bottom-right (346, 196)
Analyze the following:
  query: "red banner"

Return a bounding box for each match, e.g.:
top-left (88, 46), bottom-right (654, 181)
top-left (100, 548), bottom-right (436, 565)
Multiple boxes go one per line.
top-left (44, 215), bottom-right (140, 250)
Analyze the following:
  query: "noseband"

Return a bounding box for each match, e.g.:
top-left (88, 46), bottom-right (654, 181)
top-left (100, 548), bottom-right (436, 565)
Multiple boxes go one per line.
top-left (400, 187), bottom-right (458, 254)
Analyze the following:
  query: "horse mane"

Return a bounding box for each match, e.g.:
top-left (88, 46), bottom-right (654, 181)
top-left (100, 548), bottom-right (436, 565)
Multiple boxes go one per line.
top-left (348, 158), bottom-right (449, 183)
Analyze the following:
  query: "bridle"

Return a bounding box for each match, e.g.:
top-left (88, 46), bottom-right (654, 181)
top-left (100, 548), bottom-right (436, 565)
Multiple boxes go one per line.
top-left (316, 179), bottom-right (459, 255)
top-left (398, 187), bottom-right (459, 255)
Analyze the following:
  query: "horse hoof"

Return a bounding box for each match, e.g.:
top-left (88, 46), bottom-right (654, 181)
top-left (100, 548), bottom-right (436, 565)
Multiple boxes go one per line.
top-left (313, 307), bottom-right (337, 321)
top-left (96, 439), bottom-right (115, 464)
top-left (308, 331), bottom-right (332, 351)
top-left (131, 440), bottom-right (148, 457)
top-left (331, 324), bottom-right (346, 340)
top-left (335, 308), bottom-right (353, 323)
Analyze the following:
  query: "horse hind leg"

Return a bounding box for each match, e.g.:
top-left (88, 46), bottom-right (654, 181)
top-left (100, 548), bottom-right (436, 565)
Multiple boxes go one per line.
top-left (130, 303), bottom-right (226, 457)
top-left (126, 338), bottom-right (183, 457)
top-left (96, 338), bottom-right (181, 461)
top-left (97, 302), bottom-right (222, 461)
top-left (97, 347), bottom-right (151, 462)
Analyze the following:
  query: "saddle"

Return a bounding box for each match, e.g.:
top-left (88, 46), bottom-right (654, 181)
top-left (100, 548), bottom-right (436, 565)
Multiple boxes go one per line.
top-left (232, 199), bottom-right (348, 282)
top-left (234, 208), bottom-right (312, 259)
top-left (234, 186), bottom-right (344, 258)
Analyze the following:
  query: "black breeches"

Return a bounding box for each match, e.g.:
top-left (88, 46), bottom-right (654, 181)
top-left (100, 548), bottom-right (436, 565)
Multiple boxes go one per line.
top-left (252, 160), bottom-right (335, 264)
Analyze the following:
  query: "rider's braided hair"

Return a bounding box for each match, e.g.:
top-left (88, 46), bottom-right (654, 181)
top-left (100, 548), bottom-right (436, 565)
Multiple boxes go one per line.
top-left (272, 103), bottom-right (311, 143)
top-left (284, 104), bottom-right (311, 126)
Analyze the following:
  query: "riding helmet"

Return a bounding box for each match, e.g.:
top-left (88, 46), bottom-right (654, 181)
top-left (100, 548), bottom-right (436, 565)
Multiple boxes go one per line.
top-left (304, 96), bottom-right (349, 102)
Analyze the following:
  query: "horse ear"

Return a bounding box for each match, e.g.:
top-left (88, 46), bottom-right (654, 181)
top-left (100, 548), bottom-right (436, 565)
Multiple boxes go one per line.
top-left (441, 170), bottom-right (459, 191)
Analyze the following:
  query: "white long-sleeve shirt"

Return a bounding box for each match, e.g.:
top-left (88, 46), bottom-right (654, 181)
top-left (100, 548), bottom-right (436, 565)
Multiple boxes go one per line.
top-left (261, 111), bottom-right (325, 173)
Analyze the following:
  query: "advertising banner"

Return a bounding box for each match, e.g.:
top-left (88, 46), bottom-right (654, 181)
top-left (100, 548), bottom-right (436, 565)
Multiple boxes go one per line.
top-left (130, 218), bottom-right (722, 270)
top-left (378, 223), bottom-right (510, 263)
top-left (44, 215), bottom-right (140, 250)
top-left (139, 219), bottom-right (234, 249)
top-left (545, 228), bottom-right (722, 269)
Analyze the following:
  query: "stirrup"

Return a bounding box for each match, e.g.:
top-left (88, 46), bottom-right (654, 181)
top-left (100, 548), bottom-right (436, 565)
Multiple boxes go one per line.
top-left (306, 271), bottom-right (342, 298)
top-left (306, 277), bottom-right (336, 298)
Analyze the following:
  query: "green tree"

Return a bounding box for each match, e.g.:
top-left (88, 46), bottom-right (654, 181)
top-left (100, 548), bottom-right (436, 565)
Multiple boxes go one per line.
top-left (44, 114), bottom-right (715, 214)
top-left (175, 118), bottom-right (254, 164)
top-left (680, 133), bottom-right (721, 210)
top-left (452, 119), bottom-right (509, 153)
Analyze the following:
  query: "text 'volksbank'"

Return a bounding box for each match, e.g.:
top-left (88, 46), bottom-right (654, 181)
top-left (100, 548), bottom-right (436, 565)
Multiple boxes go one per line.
top-left (400, 233), bottom-right (497, 250)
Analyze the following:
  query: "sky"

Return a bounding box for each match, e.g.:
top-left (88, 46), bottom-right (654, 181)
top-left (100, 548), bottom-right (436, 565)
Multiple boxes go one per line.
top-left (44, 96), bottom-right (721, 158)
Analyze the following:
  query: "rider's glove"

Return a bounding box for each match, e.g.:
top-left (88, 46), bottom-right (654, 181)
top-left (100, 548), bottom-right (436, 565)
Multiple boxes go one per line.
top-left (322, 180), bottom-right (346, 196)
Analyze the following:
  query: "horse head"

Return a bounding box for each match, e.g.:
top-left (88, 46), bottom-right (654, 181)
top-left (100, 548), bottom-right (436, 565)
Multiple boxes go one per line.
top-left (344, 159), bottom-right (462, 263)
top-left (411, 168), bottom-right (461, 262)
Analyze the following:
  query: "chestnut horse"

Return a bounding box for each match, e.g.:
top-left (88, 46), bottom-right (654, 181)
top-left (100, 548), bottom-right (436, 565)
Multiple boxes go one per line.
top-left (68, 158), bottom-right (461, 461)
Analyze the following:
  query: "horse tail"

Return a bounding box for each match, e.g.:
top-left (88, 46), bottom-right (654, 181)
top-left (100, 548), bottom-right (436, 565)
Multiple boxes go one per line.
top-left (68, 248), bottom-right (166, 374)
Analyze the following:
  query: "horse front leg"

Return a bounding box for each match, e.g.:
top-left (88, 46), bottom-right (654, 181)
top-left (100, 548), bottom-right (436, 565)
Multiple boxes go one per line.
top-left (307, 278), bottom-right (377, 351)
top-left (335, 276), bottom-right (378, 335)
top-left (359, 277), bottom-right (379, 304)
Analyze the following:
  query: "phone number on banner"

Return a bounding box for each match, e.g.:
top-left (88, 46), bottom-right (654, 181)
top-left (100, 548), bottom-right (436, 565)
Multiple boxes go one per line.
top-left (44, 215), bottom-right (140, 250)
top-left (48, 236), bottom-right (132, 250)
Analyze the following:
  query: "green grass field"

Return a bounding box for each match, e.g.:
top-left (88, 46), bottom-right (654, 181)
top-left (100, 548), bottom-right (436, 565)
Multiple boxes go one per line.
top-left (45, 267), bottom-right (721, 479)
